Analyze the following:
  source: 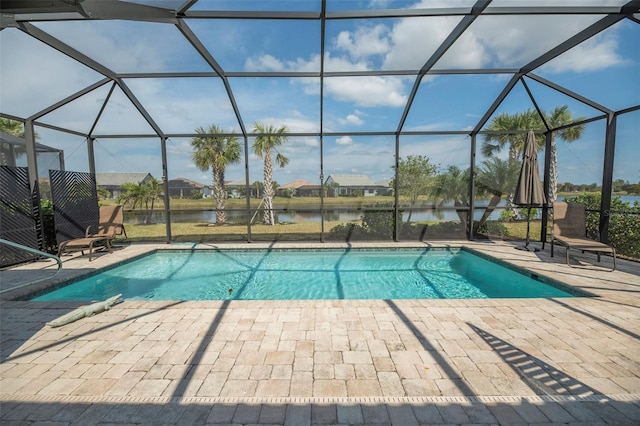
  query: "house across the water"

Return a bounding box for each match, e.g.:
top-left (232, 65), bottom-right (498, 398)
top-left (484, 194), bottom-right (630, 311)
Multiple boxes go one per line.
top-left (277, 179), bottom-right (321, 197)
top-left (324, 174), bottom-right (391, 197)
top-left (96, 172), bottom-right (154, 199)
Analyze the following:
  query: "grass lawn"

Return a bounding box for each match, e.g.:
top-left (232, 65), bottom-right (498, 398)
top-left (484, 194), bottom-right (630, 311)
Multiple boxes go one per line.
top-left (121, 219), bottom-right (543, 242)
top-left (106, 194), bottom-right (545, 242)
top-left (103, 195), bottom-right (407, 210)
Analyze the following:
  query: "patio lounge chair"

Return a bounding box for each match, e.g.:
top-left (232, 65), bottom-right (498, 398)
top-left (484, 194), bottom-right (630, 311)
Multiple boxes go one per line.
top-left (57, 235), bottom-right (112, 261)
top-left (57, 206), bottom-right (125, 261)
top-left (86, 205), bottom-right (127, 240)
top-left (550, 201), bottom-right (616, 271)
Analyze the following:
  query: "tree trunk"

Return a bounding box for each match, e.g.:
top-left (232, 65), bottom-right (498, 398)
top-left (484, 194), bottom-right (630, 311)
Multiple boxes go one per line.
top-left (148, 198), bottom-right (155, 225)
top-left (213, 168), bottom-right (227, 225)
top-left (549, 135), bottom-right (558, 202)
top-left (144, 201), bottom-right (151, 224)
top-left (473, 194), bottom-right (502, 234)
top-left (406, 199), bottom-right (415, 223)
top-left (454, 200), bottom-right (468, 230)
top-left (509, 145), bottom-right (518, 163)
top-left (508, 144), bottom-right (519, 219)
top-left (262, 149), bottom-right (275, 225)
top-left (507, 192), bottom-right (518, 221)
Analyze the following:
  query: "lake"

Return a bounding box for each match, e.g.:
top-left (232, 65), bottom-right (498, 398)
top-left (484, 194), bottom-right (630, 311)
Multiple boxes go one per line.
top-left (124, 195), bottom-right (639, 225)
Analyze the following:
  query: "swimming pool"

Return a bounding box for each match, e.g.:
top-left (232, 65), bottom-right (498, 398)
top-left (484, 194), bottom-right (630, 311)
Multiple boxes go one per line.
top-left (32, 248), bottom-right (583, 301)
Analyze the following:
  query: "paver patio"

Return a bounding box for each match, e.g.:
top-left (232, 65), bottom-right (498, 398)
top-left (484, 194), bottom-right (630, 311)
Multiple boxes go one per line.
top-left (1, 241), bottom-right (639, 424)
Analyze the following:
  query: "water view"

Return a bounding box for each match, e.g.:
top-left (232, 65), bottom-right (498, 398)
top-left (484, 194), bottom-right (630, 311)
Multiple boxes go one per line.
top-left (124, 195), bottom-right (640, 225)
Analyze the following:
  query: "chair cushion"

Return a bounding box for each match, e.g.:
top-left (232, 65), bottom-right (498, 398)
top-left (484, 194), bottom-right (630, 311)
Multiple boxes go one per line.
top-left (555, 236), bottom-right (614, 253)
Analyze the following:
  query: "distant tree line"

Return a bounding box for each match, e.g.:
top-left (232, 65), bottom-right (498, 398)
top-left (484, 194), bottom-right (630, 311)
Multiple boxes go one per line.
top-left (558, 180), bottom-right (640, 194)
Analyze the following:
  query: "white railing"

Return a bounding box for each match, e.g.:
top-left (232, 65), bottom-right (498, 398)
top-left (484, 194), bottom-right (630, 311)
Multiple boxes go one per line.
top-left (0, 238), bottom-right (62, 294)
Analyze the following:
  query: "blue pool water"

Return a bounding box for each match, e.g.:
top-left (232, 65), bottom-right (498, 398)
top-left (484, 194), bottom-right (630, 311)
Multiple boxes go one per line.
top-left (32, 248), bottom-right (580, 301)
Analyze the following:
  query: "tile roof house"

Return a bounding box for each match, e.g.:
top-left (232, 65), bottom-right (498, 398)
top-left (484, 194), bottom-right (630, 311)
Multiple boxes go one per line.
top-left (324, 174), bottom-right (391, 197)
top-left (276, 179), bottom-right (321, 197)
top-left (224, 178), bottom-right (251, 198)
top-left (163, 177), bottom-right (210, 198)
top-left (96, 172), bottom-right (154, 199)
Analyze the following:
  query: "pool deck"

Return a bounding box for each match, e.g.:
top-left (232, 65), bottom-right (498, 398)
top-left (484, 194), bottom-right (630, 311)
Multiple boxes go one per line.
top-left (1, 240), bottom-right (639, 425)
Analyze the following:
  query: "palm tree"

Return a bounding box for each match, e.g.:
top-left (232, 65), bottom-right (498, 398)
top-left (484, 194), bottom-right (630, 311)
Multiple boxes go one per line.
top-left (482, 110), bottom-right (541, 162)
top-left (117, 179), bottom-right (163, 224)
top-left (544, 106), bottom-right (585, 202)
top-left (0, 118), bottom-right (24, 137)
top-left (142, 177), bottom-right (162, 224)
top-left (252, 122), bottom-right (289, 225)
top-left (118, 182), bottom-right (144, 210)
top-left (433, 166), bottom-right (470, 229)
top-left (191, 125), bottom-right (241, 225)
top-left (483, 106), bottom-right (584, 203)
top-left (252, 181), bottom-right (263, 199)
top-left (483, 110), bottom-right (543, 218)
top-left (474, 157), bottom-right (521, 233)
top-left (323, 181), bottom-right (339, 197)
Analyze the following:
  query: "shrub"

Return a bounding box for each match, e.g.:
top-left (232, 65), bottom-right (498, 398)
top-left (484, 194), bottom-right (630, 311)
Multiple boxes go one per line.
top-left (327, 223), bottom-right (370, 240)
top-left (475, 220), bottom-right (510, 238)
top-left (499, 209), bottom-right (513, 222)
top-left (422, 221), bottom-right (467, 239)
top-left (327, 203), bottom-right (400, 240)
top-left (39, 199), bottom-right (57, 253)
top-left (361, 203), bottom-right (398, 239)
top-left (40, 199), bottom-right (53, 215)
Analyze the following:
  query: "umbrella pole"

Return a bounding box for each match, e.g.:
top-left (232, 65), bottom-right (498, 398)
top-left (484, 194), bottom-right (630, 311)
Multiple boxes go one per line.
top-left (516, 206), bottom-right (539, 252)
top-left (525, 207), bottom-right (531, 248)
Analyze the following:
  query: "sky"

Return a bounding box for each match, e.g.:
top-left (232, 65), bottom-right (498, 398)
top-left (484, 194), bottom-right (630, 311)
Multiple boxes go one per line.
top-left (1, 0), bottom-right (638, 188)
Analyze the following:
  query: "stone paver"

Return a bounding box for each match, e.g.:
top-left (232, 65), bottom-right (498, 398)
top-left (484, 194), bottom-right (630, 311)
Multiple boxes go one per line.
top-left (1, 241), bottom-right (639, 424)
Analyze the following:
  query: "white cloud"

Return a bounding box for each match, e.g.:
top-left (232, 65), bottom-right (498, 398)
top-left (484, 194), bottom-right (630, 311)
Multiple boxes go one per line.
top-left (335, 25), bottom-right (391, 59)
top-left (322, 55), bottom-right (410, 108)
top-left (429, 28), bottom-right (487, 69)
top-left (383, 16), bottom-right (467, 70)
top-left (346, 114), bottom-right (363, 125)
top-left (403, 122), bottom-right (457, 132)
top-left (326, 75), bottom-right (408, 107)
top-left (245, 54), bottom-right (285, 72)
top-left (338, 113), bottom-right (364, 126)
top-left (439, 14), bottom-right (627, 72)
top-left (246, 53), bottom-right (323, 73)
top-left (540, 32), bottom-right (626, 73)
top-left (337, 1), bottom-right (627, 73)
top-left (323, 53), bottom-right (371, 72)
top-left (368, 0), bottom-right (393, 7)
top-left (245, 53), bottom-right (409, 108)
top-left (250, 114), bottom-right (319, 134)
top-left (336, 136), bottom-right (353, 145)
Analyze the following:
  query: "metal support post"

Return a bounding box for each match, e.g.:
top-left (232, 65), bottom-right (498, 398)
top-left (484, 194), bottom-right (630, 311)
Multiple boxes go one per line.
top-left (468, 134), bottom-right (476, 240)
top-left (243, 135), bottom-right (252, 243)
top-left (394, 134), bottom-right (400, 242)
top-left (87, 137), bottom-right (96, 176)
top-left (160, 137), bottom-right (171, 243)
top-left (541, 132), bottom-right (552, 248)
top-left (599, 113), bottom-right (617, 243)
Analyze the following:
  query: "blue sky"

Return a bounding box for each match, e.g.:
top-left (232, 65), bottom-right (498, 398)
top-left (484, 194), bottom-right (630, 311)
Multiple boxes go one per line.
top-left (1, 0), bottom-right (638, 188)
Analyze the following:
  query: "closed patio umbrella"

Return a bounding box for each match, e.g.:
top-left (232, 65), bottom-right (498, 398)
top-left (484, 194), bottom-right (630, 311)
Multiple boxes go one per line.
top-left (514, 130), bottom-right (546, 251)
